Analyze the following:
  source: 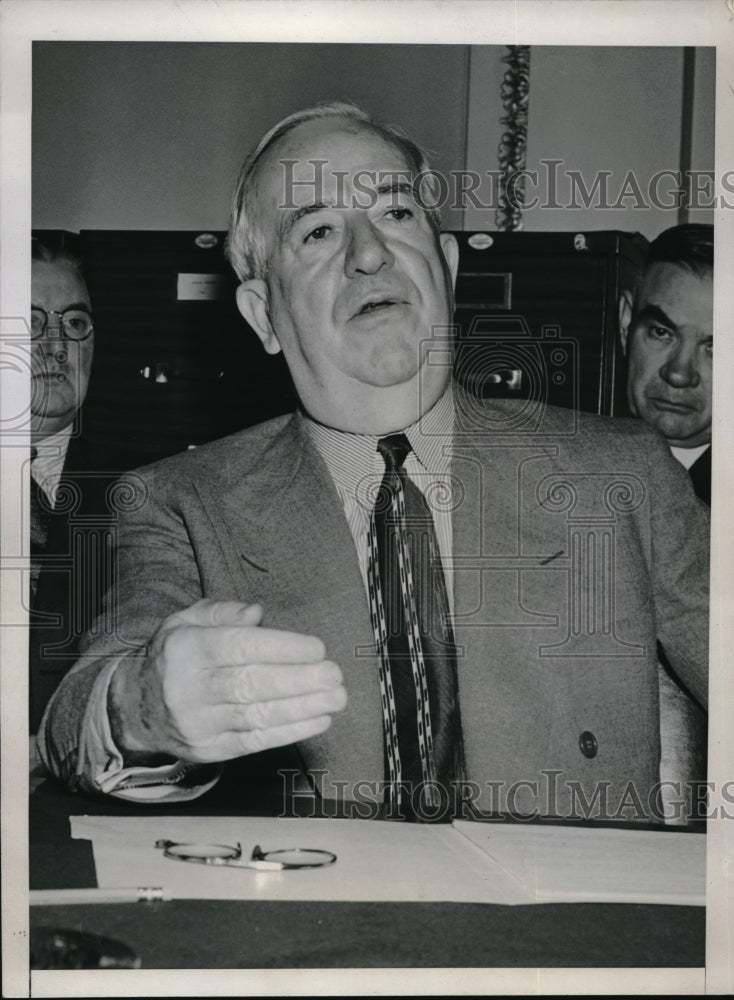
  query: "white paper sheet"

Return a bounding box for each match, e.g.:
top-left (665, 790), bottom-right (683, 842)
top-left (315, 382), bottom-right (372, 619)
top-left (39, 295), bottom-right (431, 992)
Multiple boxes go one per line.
top-left (453, 820), bottom-right (706, 906)
top-left (70, 815), bottom-right (526, 904)
top-left (70, 815), bottom-right (705, 906)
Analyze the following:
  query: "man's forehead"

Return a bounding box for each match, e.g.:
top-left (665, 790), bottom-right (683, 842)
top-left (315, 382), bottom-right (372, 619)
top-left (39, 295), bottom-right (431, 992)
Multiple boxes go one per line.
top-left (639, 263), bottom-right (712, 304)
top-left (636, 262), bottom-right (713, 330)
top-left (256, 119), bottom-right (413, 202)
top-left (32, 260), bottom-right (89, 300)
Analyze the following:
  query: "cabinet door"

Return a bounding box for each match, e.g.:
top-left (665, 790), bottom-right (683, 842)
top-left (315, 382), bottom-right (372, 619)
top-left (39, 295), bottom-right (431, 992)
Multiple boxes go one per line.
top-left (452, 231), bottom-right (646, 416)
top-left (79, 230), bottom-right (296, 463)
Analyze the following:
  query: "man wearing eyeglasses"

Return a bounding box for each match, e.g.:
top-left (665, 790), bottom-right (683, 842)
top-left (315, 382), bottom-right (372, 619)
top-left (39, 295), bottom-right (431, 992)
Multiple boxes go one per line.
top-left (29, 238), bottom-right (103, 731)
top-left (31, 239), bottom-right (95, 451)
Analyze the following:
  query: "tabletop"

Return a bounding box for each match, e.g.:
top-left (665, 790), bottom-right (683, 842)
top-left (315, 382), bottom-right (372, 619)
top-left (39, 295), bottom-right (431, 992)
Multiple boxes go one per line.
top-left (29, 771), bottom-right (706, 970)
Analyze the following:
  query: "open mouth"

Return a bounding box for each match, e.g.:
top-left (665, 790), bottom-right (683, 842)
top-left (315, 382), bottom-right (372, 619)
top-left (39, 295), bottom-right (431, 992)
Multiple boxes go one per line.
top-left (355, 298), bottom-right (402, 317)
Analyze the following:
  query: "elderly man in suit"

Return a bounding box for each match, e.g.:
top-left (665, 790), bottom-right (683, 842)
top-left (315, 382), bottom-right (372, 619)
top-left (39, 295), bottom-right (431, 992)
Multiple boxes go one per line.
top-left (619, 223), bottom-right (712, 823)
top-left (38, 104), bottom-right (708, 823)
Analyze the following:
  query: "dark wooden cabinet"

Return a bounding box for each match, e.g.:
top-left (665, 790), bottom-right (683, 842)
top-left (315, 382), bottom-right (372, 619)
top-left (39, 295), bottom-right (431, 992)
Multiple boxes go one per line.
top-left (75, 230), bottom-right (296, 467)
top-left (451, 230), bottom-right (647, 417)
top-left (32, 228), bottom-right (646, 466)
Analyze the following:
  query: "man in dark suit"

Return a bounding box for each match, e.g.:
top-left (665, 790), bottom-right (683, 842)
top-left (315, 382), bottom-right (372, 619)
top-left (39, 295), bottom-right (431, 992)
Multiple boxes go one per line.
top-left (38, 104), bottom-right (709, 823)
top-left (619, 224), bottom-right (713, 504)
top-left (619, 223), bottom-right (712, 822)
top-left (29, 238), bottom-right (117, 731)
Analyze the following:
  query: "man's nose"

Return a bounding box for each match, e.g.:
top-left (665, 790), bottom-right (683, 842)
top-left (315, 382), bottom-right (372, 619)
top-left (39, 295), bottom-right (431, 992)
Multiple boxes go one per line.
top-left (660, 343), bottom-right (700, 388)
top-left (344, 217), bottom-right (394, 276)
top-left (44, 316), bottom-right (64, 337)
top-left (37, 326), bottom-right (66, 351)
top-left (34, 314), bottom-right (65, 341)
top-left (33, 341), bottom-right (68, 365)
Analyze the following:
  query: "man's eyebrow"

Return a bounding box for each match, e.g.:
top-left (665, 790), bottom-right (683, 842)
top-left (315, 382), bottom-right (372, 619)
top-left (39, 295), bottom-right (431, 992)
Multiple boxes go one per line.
top-left (374, 179), bottom-right (417, 199)
top-left (634, 303), bottom-right (677, 329)
top-left (280, 203), bottom-right (328, 239)
top-left (31, 301), bottom-right (91, 312)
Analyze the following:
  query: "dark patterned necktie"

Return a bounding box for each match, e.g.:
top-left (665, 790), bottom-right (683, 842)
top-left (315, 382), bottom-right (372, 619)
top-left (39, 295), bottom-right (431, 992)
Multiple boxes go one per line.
top-left (367, 433), bottom-right (464, 821)
top-left (30, 448), bottom-right (51, 601)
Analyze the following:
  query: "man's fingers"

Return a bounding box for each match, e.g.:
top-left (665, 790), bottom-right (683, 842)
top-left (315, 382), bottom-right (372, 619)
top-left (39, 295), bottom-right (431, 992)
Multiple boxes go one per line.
top-left (215, 602), bottom-right (263, 628)
top-left (224, 715), bottom-right (335, 758)
top-left (212, 661), bottom-right (343, 704)
top-left (215, 685), bottom-right (347, 733)
top-left (184, 624), bottom-right (326, 666)
top-left (169, 599), bottom-right (264, 629)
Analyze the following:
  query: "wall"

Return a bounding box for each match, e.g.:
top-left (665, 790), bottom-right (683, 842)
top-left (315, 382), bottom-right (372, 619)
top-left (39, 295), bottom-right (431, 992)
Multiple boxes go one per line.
top-left (464, 45), bottom-right (715, 241)
top-left (33, 43), bottom-right (714, 241)
top-left (32, 42), bottom-right (469, 232)
top-left (688, 46), bottom-right (716, 227)
top-left (462, 46), bottom-right (507, 232)
top-left (523, 46), bottom-right (714, 239)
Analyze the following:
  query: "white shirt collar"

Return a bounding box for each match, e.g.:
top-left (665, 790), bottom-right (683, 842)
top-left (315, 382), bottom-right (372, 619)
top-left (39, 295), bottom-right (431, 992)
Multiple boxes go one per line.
top-left (670, 443), bottom-right (709, 470)
top-left (304, 384), bottom-right (455, 498)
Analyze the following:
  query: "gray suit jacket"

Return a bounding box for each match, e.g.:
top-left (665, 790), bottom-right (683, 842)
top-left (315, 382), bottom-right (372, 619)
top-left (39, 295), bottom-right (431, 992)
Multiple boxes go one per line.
top-left (40, 393), bottom-right (709, 820)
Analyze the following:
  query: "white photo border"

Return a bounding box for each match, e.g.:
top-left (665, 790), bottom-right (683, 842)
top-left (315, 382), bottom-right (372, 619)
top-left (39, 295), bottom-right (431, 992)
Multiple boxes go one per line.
top-left (2, 1), bottom-right (732, 996)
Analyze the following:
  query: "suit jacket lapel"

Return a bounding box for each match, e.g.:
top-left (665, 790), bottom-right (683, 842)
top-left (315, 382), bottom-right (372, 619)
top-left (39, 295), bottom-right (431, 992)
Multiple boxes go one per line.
top-left (197, 413), bottom-right (385, 792)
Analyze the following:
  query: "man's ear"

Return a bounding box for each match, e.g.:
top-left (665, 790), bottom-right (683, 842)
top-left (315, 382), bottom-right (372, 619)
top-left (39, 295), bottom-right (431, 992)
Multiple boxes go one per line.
top-left (236, 280), bottom-right (282, 355)
top-left (440, 232), bottom-right (460, 289)
top-left (618, 290), bottom-right (633, 355)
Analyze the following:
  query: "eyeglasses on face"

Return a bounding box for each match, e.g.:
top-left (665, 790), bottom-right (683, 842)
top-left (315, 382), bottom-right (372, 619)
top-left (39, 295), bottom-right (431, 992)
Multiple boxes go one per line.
top-left (31, 307), bottom-right (93, 342)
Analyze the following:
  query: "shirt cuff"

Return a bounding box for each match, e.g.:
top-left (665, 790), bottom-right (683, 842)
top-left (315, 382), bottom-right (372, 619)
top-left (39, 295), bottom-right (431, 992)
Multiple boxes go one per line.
top-left (79, 656), bottom-right (221, 802)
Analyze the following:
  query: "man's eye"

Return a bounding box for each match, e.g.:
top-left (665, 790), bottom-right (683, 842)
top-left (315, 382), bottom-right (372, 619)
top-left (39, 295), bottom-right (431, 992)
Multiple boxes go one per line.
top-left (648, 324), bottom-right (673, 341)
top-left (305, 226), bottom-right (330, 243)
top-left (387, 207), bottom-right (414, 221)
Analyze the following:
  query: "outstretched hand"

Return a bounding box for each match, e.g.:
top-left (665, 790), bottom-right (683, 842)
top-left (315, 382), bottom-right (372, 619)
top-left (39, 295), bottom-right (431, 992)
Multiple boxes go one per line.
top-left (108, 599), bottom-right (346, 764)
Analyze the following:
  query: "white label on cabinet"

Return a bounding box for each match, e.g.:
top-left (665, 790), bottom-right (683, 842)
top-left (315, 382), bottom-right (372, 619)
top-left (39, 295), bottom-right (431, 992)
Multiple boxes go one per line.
top-left (176, 273), bottom-right (225, 300)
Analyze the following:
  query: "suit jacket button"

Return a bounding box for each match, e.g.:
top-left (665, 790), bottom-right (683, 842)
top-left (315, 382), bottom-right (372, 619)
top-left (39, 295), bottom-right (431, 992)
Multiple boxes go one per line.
top-left (579, 731), bottom-right (598, 758)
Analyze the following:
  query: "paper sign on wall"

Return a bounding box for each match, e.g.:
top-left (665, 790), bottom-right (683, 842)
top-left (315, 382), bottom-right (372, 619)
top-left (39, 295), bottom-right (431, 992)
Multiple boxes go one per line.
top-left (176, 273), bottom-right (226, 301)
